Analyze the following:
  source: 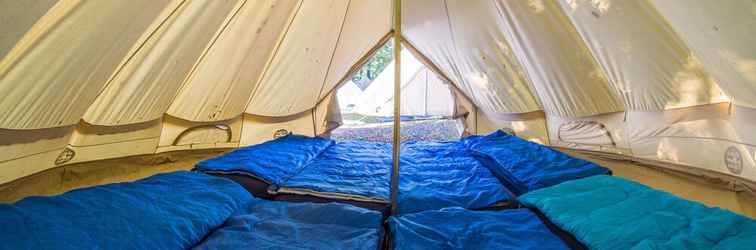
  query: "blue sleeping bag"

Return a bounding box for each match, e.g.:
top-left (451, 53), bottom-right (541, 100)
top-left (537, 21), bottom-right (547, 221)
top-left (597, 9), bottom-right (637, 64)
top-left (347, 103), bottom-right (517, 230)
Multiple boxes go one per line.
top-left (388, 207), bottom-right (570, 250)
top-left (279, 140), bottom-right (392, 203)
top-left (0, 171), bottom-right (252, 250)
top-left (467, 130), bottom-right (610, 195)
top-left (519, 175), bottom-right (756, 250)
top-left (398, 140), bottom-right (512, 214)
top-left (195, 134), bottom-right (334, 185)
top-left (194, 199), bottom-right (383, 250)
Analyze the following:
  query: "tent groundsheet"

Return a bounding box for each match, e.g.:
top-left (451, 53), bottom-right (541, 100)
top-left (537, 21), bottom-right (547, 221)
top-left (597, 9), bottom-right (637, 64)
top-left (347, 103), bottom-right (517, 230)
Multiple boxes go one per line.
top-left (0, 171), bottom-right (252, 249)
top-left (520, 175), bottom-right (756, 249)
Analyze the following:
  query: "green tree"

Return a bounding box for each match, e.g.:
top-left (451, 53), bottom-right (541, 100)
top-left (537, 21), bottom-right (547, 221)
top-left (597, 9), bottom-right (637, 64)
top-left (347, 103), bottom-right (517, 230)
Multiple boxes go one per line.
top-left (351, 42), bottom-right (394, 90)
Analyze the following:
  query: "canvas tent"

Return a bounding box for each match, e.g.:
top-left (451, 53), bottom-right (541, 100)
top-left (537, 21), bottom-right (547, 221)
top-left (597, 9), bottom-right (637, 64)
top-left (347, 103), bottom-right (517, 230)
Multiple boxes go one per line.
top-left (352, 48), bottom-right (455, 117)
top-left (0, 0), bottom-right (755, 204)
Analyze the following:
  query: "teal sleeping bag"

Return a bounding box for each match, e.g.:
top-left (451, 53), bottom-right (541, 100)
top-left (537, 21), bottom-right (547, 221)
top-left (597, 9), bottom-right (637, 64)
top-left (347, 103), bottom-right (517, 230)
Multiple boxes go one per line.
top-left (519, 175), bottom-right (756, 250)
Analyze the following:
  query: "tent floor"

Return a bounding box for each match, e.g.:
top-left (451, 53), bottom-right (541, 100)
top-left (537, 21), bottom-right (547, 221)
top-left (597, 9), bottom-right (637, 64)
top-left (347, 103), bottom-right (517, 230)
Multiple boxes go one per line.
top-left (1, 147), bottom-right (754, 219)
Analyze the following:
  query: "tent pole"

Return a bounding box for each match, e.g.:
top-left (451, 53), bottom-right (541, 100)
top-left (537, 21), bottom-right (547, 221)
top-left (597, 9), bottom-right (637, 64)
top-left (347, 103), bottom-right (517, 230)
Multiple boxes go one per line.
top-left (389, 0), bottom-right (402, 216)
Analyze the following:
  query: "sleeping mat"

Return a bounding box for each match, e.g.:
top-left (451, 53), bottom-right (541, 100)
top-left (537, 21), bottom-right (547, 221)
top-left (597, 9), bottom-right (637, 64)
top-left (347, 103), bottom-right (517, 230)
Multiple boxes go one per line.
top-left (195, 134), bottom-right (334, 185)
top-left (0, 171), bottom-right (252, 249)
top-left (467, 130), bottom-right (610, 195)
top-left (194, 199), bottom-right (383, 250)
top-left (388, 207), bottom-right (571, 249)
top-left (519, 175), bottom-right (756, 250)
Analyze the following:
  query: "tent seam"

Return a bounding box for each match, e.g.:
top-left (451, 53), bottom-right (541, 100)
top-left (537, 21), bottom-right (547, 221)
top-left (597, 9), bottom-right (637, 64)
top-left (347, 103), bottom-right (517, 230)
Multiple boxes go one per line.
top-left (315, 0), bottom-right (353, 103)
top-left (242, 0), bottom-right (305, 114)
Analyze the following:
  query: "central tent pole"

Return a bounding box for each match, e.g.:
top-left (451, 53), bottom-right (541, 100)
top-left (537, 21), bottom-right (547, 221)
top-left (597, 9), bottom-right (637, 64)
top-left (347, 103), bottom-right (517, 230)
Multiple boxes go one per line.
top-left (389, 0), bottom-right (402, 215)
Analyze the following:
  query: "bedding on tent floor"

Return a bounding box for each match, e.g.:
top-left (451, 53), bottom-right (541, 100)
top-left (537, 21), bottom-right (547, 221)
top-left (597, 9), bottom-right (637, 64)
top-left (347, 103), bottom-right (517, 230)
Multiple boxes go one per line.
top-left (388, 207), bottom-right (580, 250)
top-left (467, 130), bottom-right (612, 195)
top-left (519, 175), bottom-right (756, 249)
top-left (279, 138), bottom-right (515, 214)
top-left (0, 171), bottom-right (252, 249)
top-left (194, 198), bottom-right (383, 250)
top-left (195, 131), bottom-right (609, 213)
top-left (195, 134), bottom-right (335, 198)
top-left (4, 161), bottom-right (756, 249)
top-left (0, 171), bottom-right (384, 250)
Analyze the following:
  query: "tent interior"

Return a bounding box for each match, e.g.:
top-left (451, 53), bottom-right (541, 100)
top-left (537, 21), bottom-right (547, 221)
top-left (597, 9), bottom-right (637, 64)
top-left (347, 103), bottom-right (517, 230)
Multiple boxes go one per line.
top-left (1, 0), bottom-right (756, 248)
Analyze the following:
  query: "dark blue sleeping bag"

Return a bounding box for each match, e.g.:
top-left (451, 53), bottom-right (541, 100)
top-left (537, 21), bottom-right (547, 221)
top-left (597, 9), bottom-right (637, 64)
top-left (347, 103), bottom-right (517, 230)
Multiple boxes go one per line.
top-left (389, 207), bottom-right (570, 250)
top-left (280, 139), bottom-right (514, 213)
top-left (0, 171), bottom-right (252, 250)
top-left (398, 141), bottom-right (512, 214)
top-left (195, 134), bottom-right (334, 185)
top-left (279, 140), bottom-right (392, 203)
top-left (194, 199), bottom-right (383, 250)
top-left (467, 130), bottom-right (610, 195)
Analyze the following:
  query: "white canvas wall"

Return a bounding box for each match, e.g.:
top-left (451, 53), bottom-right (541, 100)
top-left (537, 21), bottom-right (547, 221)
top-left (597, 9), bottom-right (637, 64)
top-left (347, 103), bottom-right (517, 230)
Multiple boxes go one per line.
top-left (0, 0), bottom-right (754, 187)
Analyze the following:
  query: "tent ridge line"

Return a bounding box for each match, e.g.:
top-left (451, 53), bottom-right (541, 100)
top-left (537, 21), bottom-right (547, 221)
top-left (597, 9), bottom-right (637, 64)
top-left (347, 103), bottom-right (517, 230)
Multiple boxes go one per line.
top-left (549, 0), bottom-right (625, 113)
top-left (315, 0), bottom-right (353, 101)
top-left (166, 0), bottom-right (250, 120)
top-left (400, 37), bottom-right (475, 109)
top-left (311, 31), bottom-right (394, 108)
top-left (438, 0), bottom-right (472, 101)
top-left (243, 0), bottom-right (305, 113)
top-left (489, 0), bottom-right (545, 111)
top-left (81, 0), bottom-right (188, 126)
top-left (0, 0), bottom-right (81, 77)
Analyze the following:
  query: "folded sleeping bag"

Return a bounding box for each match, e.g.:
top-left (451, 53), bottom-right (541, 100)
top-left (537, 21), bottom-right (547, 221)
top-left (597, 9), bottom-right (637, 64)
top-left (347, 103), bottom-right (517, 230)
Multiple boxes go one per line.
top-left (195, 134), bottom-right (334, 185)
top-left (278, 140), bottom-right (392, 204)
top-left (388, 207), bottom-right (571, 250)
top-left (0, 171), bottom-right (252, 250)
top-left (467, 130), bottom-right (610, 195)
top-left (194, 199), bottom-right (383, 250)
top-left (519, 175), bottom-right (756, 250)
top-left (398, 140), bottom-right (513, 214)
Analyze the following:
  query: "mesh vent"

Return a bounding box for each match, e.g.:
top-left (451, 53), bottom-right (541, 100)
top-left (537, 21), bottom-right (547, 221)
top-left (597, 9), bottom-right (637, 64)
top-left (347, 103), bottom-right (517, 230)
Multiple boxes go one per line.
top-left (274, 129), bottom-right (290, 139)
top-left (724, 146), bottom-right (743, 175)
top-left (55, 148), bottom-right (75, 165)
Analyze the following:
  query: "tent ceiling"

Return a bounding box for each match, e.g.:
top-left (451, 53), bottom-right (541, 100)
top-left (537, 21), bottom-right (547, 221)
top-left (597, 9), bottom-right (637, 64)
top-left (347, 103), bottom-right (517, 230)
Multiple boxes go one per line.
top-left (245, 0), bottom-right (351, 116)
top-left (402, 0), bottom-right (542, 115)
top-left (246, 0), bottom-right (392, 116)
top-left (648, 0), bottom-right (756, 109)
top-left (84, 0), bottom-right (240, 126)
top-left (0, 0), bottom-right (179, 129)
top-left (2, 0), bottom-right (749, 128)
top-left (0, 0), bottom-right (754, 185)
top-left (0, 0), bottom-right (57, 61)
top-left (558, 0), bottom-right (727, 111)
top-left (166, 0), bottom-right (298, 122)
